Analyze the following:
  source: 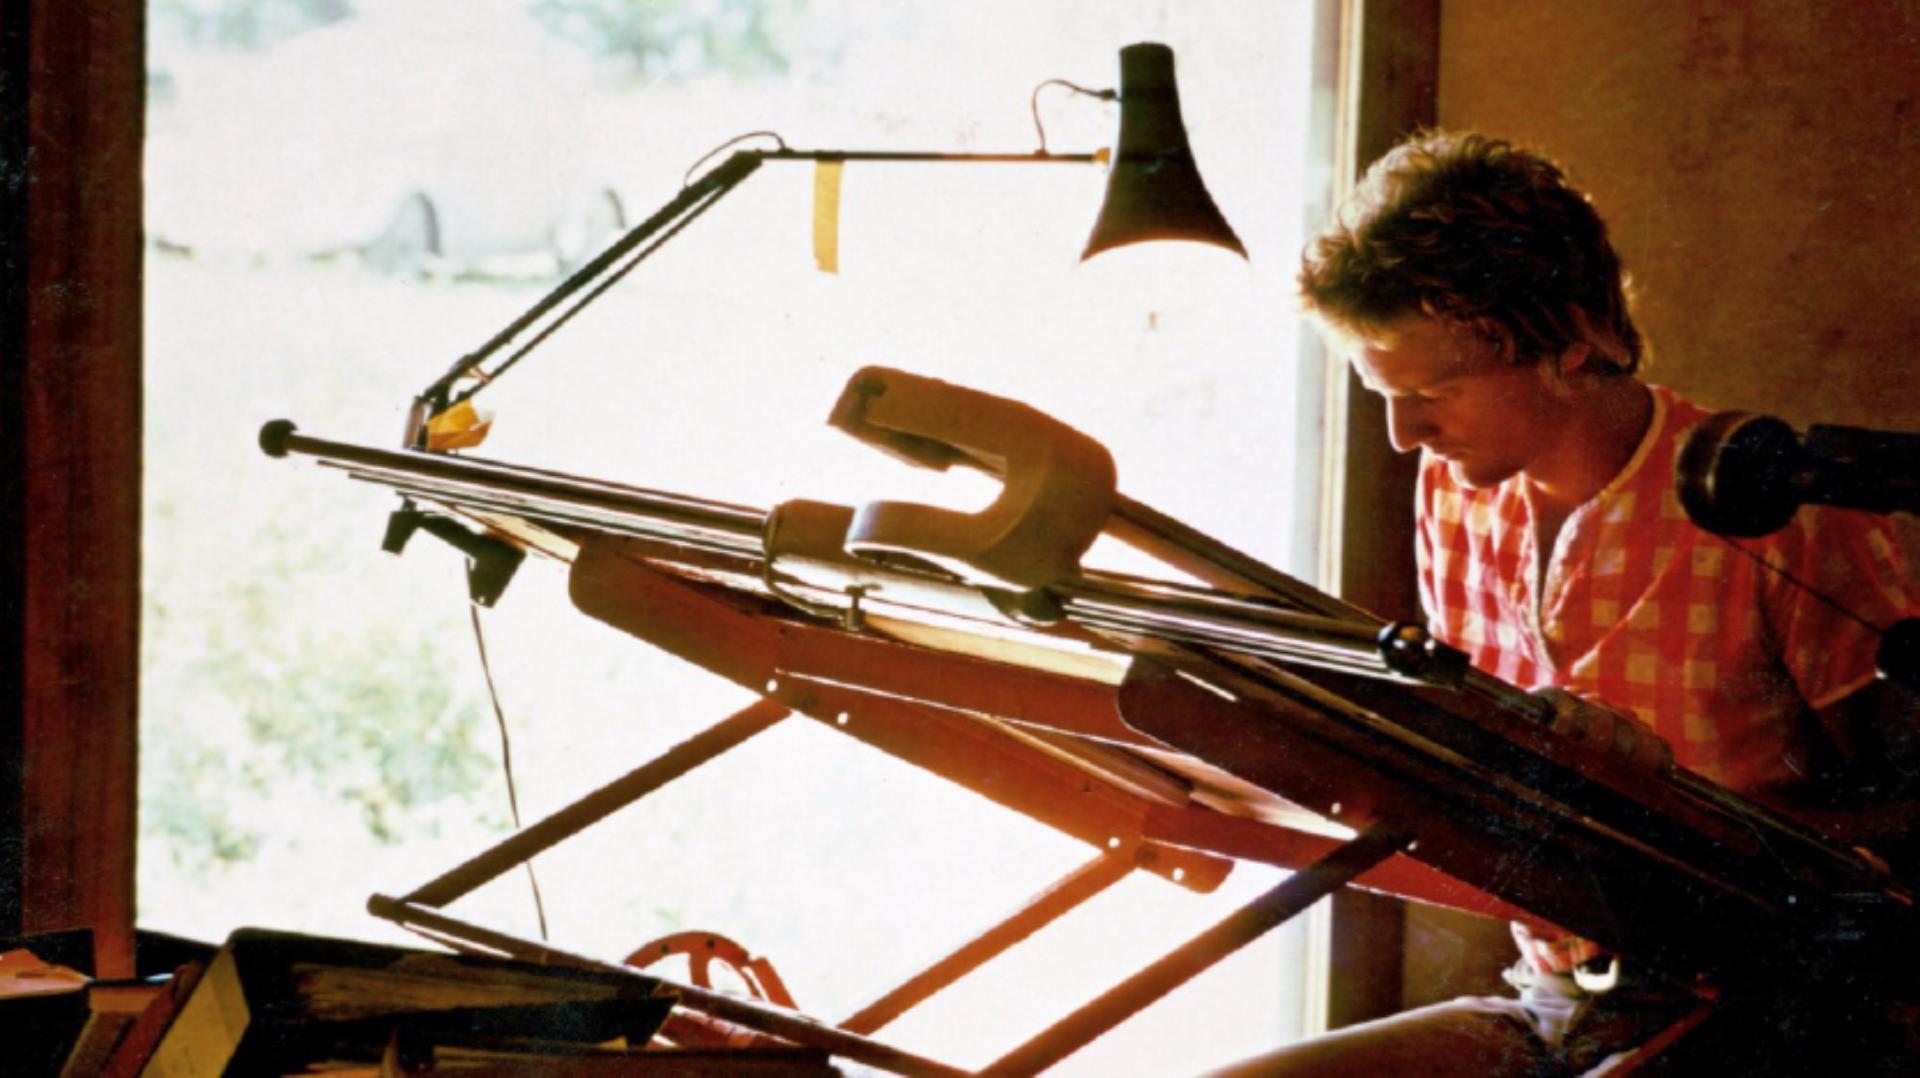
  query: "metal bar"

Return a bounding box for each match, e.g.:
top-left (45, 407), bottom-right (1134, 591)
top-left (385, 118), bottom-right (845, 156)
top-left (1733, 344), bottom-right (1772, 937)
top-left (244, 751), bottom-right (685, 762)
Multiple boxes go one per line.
top-left (1106, 492), bottom-right (1897, 890)
top-left (371, 478), bottom-right (759, 560)
top-left (456, 177), bottom-right (745, 400)
top-left (982, 826), bottom-right (1414, 1077)
top-left (262, 424), bottom-right (768, 554)
top-left (838, 850), bottom-right (1135, 1036)
top-left (368, 896), bottom-right (970, 1078)
top-left (1060, 580), bottom-right (1384, 643)
top-left (1106, 494), bottom-right (1368, 620)
top-left (418, 151), bottom-right (764, 411)
top-left (1063, 610), bottom-right (1393, 679)
top-left (264, 427), bottom-right (1440, 684)
top-left (417, 146), bottom-right (1100, 412)
top-left (1449, 664), bottom-right (1899, 891)
top-left (265, 431), bottom-right (1903, 906)
top-left (1138, 803), bottom-right (1538, 924)
top-left (763, 149), bottom-right (1097, 164)
top-left (401, 700), bottom-right (789, 908)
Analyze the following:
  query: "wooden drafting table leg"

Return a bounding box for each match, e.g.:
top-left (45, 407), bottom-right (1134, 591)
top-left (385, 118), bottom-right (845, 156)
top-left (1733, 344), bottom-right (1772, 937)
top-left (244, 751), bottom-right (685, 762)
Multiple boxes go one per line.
top-left (366, 896), bottom-right (969, 1077)
top-left (394, 699), bottom-right (789, 909)
top-left (982, 826), bottom-right (1415, 1077)
top-left (839, 849), bottom-right (1136, 1036)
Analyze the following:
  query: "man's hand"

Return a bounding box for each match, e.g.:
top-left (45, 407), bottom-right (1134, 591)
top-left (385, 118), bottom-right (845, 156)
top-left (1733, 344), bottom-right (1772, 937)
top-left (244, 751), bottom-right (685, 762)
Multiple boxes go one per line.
top-left (1535, 687), bottom-right (1675, 776)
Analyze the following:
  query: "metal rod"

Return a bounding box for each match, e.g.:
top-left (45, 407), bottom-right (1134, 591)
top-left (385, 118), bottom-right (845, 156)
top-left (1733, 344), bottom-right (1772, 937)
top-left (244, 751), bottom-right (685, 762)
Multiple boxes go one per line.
top-left (264, 428), bottom-right (1904, 901)
top-left (457, 176), bottom-right (746, 403)
top-left (401, 700), bottom-right (789, 908)
top-left (263, 423), bottom-right (768, 553)
top-left (1057, 578), bottom-right (1385, 645)
top-left (1105, 491), bottom-right (1904, 894)
top-left (982, 826), bottom-right (1413, 1077)
top-left (414, 146), bottom-right (1100, 414)
top-left (418, 151), bottom-right (765, 412)
top-left (368, 896), bottom-right (969, 1077)
top-left (1450, 664), bottom-right (1904, 889)
top-left (369, 478), bottom-right (762, 560)
top-left (1065, 611), bottom-right (1394, 679)
top-left (1107, 494), bottom-right (1367, 621)
top-left (838, 850), bottom-right (1134, 1036)
top-left (763, 149), bottom-right (1097, 164)
top-left (265, 426), bottom-right (1425, 680)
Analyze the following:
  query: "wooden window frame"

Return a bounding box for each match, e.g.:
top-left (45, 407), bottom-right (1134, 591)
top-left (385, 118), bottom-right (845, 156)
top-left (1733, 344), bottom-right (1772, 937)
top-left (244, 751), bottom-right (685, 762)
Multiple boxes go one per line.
top-left (2, 0), bottom-right (144, 979)
top-left (0, 0), bottom-right (1437, 1013)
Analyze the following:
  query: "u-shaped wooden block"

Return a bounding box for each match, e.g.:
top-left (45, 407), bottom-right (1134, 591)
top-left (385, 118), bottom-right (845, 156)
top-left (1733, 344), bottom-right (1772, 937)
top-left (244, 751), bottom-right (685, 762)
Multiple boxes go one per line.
top-left (826, 367), bottom-right (1117, 590)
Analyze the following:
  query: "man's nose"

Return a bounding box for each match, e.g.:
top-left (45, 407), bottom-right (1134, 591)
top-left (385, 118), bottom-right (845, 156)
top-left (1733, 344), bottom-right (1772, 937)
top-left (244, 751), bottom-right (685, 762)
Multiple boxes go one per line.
top-left (1385, 397), bottom-right (1431, 454)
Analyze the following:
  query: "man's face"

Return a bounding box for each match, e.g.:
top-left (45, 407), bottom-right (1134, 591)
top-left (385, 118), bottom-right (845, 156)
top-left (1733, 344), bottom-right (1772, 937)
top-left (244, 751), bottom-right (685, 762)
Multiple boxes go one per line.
top-left (1350, 316), bottom-right (1572, 489)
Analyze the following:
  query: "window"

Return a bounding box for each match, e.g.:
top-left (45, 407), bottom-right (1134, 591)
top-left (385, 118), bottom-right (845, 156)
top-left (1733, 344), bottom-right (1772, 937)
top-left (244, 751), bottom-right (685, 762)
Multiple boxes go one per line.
top-left (142, 1), bottom-right (1333, 1071)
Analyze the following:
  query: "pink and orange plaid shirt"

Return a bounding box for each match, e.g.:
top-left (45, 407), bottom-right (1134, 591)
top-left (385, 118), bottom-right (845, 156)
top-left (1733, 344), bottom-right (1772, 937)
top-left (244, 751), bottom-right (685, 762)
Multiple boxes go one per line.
top-left (1417, 384), bottom-right (1917, 794)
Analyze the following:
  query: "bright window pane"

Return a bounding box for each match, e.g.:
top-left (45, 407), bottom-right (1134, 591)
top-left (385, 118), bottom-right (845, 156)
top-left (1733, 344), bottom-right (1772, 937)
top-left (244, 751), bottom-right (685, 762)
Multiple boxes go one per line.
top-left (143, 2), bottom-right (1329, 1072)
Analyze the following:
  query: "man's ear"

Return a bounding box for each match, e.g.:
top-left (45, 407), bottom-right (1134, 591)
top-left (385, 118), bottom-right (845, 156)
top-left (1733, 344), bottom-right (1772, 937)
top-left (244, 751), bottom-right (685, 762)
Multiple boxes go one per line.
top-left (1535, 341), bottom-right (1591, 401)
top-left (1556, 341), bottom-right (1595, 378)
top-left (1556, 308), bottom-right (1626, 378)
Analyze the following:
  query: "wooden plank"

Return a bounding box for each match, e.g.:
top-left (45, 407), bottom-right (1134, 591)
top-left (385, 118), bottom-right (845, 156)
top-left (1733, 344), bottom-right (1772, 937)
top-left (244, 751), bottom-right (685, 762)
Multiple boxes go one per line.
top-left (1323, 0), bottom-right (1441, 1027)
top-left (2, 0), bottom-right (144, 979)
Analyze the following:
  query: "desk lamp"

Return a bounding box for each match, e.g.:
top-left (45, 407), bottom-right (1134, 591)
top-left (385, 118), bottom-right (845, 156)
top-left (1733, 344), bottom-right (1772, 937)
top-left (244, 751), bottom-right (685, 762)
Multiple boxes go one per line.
top-left (404, 41), bottom-right (1247, 448)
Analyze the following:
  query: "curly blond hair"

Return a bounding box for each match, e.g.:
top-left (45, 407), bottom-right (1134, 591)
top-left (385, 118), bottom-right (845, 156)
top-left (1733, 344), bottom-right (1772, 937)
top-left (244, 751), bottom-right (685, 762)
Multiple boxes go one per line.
top-left (1299, 130), bottom-right (1641, 374)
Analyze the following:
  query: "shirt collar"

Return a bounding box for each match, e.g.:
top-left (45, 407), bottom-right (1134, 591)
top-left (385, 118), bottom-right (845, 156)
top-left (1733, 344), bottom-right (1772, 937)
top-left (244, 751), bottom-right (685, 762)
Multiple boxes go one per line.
top-left (1586, 382), bottom-right (1669, 507)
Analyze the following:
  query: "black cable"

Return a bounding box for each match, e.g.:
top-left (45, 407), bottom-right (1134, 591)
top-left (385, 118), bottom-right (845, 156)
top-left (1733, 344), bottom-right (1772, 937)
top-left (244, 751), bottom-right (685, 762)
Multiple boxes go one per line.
top-left (1715, 533), bottom-right (1889, 635)
top-left (452, 178), bottom-right (737, 405)
top-left (1029, 78), bottom-right (1114, 155)
top-left (427, 139), bottom-right (776, 414)
top-left (468, 603), bottom-right (551, 942)
top-left (683, 130), bottom-right (788, 187)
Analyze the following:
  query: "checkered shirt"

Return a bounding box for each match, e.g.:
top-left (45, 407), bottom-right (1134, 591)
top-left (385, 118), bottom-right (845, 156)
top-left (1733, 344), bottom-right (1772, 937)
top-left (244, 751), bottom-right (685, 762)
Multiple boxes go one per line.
top-left (1416, 384), bottom-right (1918, 793)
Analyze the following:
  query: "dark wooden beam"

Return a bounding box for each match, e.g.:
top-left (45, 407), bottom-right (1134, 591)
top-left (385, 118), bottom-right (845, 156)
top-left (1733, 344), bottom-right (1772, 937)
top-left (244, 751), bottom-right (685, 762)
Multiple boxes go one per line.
top-left (1334, 0), bottom-right (1437, 623)
top-left (1324, 0), bottom-right (1440, 1031)
top-left (1, 1), bottom-right (144, 979)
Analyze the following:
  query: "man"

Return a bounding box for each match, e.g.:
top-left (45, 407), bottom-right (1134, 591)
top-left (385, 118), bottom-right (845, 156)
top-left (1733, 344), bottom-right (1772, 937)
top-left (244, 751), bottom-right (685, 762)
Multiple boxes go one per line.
top-left (1214, 130), bottom-right (1918, 1075)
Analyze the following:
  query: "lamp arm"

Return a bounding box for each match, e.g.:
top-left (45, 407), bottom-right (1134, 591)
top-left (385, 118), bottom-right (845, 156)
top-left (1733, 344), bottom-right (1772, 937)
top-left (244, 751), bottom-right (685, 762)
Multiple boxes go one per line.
top-left (762, 149), bottom-right (1096, 165)
top-left (408, 150), bottom-right (766, 438)
top-left (404, 147), bottom-right (1099, 447)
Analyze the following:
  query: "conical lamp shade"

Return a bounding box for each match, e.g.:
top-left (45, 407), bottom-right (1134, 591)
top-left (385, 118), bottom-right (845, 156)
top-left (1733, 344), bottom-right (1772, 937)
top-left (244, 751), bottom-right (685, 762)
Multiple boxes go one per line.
top-left (1082, 43), bottom-right (1247, 262)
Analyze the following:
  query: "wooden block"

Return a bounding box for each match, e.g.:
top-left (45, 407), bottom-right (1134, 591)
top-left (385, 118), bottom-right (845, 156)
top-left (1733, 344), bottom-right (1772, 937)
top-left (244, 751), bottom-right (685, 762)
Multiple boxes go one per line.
top-left (140, 929), bottom-right (673, 1076)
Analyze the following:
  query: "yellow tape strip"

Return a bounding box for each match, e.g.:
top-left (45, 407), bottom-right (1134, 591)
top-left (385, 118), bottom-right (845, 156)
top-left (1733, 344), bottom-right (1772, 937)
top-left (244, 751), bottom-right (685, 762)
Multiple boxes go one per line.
top-left (425, 399), bottom-right (493, 451)
top-left (812, 159), bottom-right (843, 274)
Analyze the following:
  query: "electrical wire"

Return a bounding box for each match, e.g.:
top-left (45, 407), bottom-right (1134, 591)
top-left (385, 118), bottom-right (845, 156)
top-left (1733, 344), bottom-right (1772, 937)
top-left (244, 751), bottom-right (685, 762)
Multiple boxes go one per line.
top-left (1714, 532), bottom-right (1891, 635)
top-left (1029, 78), bottom-right (1115, 155)
top-left (427, 91), bottom-right (1104, 411)
top-left (683, 130), bottom-right (789, 187)
top-left (469, 603), bottom-right (551, 942)
top-left (452, 177), bottom-right (739, 404)
top-left (423, 133), bottom-right (788, 413)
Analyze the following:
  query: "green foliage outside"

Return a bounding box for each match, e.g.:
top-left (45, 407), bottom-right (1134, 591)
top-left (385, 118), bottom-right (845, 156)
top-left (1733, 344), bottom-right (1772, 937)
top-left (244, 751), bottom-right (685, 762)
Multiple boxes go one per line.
top-left (140, 506), bottom-right (505, 873)
top-left (139, 0), bottom-right (837, 887)
top-left (530, 0), bottom-right (808, 79)
top-left (150, 0), bottom-right (812, 82)
top-left (152, 0), bottom-right (354, 51)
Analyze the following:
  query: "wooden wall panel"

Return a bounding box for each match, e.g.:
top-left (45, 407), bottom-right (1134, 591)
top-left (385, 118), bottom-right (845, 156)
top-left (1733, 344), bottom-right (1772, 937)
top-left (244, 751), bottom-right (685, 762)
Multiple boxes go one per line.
top-left (1397, 0), bottom-right (1920, 1012)
top-left (1324, 0), bottom-right (1440, 1029)
top-left (1437, 0), bottom-right (1920, 431)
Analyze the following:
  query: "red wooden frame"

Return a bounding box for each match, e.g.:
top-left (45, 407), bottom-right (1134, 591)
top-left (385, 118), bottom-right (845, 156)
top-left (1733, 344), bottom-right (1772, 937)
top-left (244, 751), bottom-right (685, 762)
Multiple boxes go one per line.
top-left (371, 533), bottom-right (1538, 1073)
